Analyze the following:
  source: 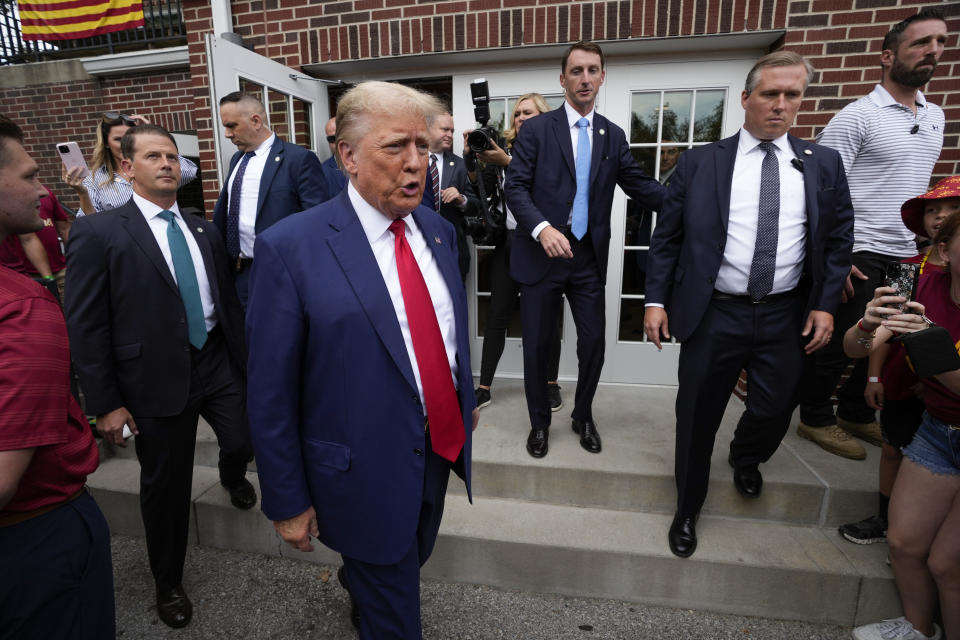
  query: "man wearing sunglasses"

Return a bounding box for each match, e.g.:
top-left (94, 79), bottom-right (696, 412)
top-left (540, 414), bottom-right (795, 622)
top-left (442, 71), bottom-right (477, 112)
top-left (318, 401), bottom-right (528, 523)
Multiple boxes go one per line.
top-left (213, 92), bottom-right (328, 308)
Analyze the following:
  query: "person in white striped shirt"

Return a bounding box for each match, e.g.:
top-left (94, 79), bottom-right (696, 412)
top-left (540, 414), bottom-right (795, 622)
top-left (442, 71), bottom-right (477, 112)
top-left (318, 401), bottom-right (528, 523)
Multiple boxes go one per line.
top-left (797, 8), bottom-right (948, 465)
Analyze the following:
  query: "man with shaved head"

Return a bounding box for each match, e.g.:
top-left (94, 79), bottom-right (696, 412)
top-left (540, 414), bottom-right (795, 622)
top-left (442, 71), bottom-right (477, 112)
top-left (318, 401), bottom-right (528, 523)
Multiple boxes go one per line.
top-left (213, 91), bottom-right (327, 307)
top-left (246, 81), bottom-right (477, 638)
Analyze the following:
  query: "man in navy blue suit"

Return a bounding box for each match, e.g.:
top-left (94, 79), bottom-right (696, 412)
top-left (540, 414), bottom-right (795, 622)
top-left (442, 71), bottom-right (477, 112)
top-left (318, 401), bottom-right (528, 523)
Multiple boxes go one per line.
top-left (213, 91), bottom-right (327, 307)
top-left (319, 116), bottom-right (348, 202)
top-left (504, 41), bottom-right (664, 458)
top-left (643, 52), bottom-right (853, 558)
top-left (246, 81), bottom-right (478, 639)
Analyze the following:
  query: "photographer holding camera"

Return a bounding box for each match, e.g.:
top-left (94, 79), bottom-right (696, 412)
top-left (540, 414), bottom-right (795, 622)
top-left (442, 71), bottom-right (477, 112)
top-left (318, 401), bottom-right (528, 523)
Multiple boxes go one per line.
top-left (465, 92), bottom-right (564, 419)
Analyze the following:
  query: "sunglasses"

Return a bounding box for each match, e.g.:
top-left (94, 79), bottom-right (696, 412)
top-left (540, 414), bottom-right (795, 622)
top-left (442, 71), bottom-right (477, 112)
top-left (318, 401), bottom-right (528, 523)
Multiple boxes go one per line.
top-left (103, 112), bottom-right (136, 127)
top-left (326, 135), bottom-right (336, 143)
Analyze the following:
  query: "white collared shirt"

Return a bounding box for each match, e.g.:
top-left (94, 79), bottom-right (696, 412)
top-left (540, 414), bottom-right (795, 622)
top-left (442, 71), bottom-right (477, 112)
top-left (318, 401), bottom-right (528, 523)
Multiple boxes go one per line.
top-left (133, 192), bottom-right (217, 331)
top-left (226, 133), bottom-right (276, 258)
top-left (531, 101), bottom-right (596, 240)
top-left (348, 183), bottom-right (459, 411)
top-left (715, 128), bottom-right (807, 295)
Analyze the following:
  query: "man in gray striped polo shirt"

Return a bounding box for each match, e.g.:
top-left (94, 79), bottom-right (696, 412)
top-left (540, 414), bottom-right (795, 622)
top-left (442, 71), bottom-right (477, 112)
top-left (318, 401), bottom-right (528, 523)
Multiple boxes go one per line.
top-left (797, 8), bottom-right (947, 461)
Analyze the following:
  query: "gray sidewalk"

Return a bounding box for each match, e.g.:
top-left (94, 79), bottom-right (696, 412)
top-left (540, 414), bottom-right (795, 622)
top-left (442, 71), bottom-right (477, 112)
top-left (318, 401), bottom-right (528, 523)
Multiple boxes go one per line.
top-left (111, 534), bottom-right (851, 639)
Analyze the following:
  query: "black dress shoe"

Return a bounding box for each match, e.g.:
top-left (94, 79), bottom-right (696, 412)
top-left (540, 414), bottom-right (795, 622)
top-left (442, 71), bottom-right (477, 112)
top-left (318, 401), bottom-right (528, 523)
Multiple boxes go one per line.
top-left (728, 454), bottom-right (762, 498)
top-left (157, 585), bottom-right (192, 628)
top-left (526, 428), bottom-right (549, 458)
top-left (668, 513), bottom-right (698, 558)
top-left (571, 419), bottom-right (602, 453)
top-left (222, 477), bottom-right (257, 510)
top-left (337, 566), bottom-right (360, 629)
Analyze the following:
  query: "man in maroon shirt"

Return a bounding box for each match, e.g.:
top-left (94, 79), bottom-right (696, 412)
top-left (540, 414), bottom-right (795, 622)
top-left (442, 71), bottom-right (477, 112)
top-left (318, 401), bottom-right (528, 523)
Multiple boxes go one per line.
top-left (0, 184), bottom-right (71, 301)
top-left (0, 115), bottom-right (114, 638)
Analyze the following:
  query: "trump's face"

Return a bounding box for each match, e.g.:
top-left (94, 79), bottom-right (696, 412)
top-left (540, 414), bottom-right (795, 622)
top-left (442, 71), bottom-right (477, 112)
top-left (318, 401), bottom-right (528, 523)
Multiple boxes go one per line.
top-left (339, 112), bottom-right (430, 220)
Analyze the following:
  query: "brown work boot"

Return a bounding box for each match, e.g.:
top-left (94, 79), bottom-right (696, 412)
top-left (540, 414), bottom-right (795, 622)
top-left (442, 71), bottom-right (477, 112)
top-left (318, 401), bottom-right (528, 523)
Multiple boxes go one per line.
top-left (797, 423), bottom-right (866, 460)
top-left (836, 418), bottom-right (882, 447)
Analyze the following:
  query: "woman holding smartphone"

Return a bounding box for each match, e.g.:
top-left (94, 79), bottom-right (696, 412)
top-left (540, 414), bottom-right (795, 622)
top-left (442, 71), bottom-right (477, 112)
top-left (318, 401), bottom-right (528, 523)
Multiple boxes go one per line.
top-left (847, 201), bottom-right (960, 640)
top-left (62, 111), bottom-right (197, 215)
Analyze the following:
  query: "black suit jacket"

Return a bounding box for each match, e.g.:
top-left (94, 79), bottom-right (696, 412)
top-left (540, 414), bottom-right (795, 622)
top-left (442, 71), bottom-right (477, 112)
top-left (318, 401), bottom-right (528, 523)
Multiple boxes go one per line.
top-left (504, 106), bottom-right (664, 285)
top-left (645, 132), bottom-right (854, 341)
top-left (65, 199), bottom-right (246, 417)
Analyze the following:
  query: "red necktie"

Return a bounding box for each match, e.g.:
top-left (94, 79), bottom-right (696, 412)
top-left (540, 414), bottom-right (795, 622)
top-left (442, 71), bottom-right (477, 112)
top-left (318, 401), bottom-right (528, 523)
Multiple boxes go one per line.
top-left (389, 219), bottom-right (465, 462)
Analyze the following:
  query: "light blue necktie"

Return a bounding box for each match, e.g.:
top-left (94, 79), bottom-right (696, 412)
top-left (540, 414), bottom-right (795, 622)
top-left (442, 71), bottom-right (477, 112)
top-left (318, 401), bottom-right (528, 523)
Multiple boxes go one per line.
top-left (158, 210), bottom-right (207, 350)
top-left (571, 117), bottom-right (591, 240)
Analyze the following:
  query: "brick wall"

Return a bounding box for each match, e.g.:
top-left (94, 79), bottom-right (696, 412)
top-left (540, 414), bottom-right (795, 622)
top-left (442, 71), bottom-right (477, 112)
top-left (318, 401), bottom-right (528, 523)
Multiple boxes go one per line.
top-left (182, 0), bottom-right (957, 213)
top-left (0, 69), bottom-right (194, 209)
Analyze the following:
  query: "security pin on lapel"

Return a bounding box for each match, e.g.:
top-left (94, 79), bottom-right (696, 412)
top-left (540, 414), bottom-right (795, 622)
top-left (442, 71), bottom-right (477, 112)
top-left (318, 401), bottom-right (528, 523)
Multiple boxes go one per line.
top-left (803, 149), bottom-right (812, 156)
top-left (435, 236), bottom-right (442, 245)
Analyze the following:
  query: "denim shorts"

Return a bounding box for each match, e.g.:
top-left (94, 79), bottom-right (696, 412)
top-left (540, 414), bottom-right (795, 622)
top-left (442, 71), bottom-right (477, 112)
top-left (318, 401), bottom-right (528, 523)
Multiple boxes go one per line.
top-left (902, 412), bottom-right (960, 476)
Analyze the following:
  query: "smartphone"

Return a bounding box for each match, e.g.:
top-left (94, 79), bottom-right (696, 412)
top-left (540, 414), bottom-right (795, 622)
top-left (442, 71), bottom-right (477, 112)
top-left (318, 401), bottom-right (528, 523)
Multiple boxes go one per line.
top-left (883, 262), bottom-right (920, 311)
top-left (56, 141), bottom-right (90, 179)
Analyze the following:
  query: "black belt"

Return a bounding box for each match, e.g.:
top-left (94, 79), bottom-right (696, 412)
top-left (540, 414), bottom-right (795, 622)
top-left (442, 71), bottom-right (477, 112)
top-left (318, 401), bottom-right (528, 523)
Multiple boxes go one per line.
top-left (711, 288), bottom-right (798, 304)
top-left (234, 257), bottom-right (253, 273)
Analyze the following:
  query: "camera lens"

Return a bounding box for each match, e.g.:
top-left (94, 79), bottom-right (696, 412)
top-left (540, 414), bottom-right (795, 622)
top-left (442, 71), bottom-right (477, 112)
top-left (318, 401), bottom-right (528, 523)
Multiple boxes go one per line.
top-left (467, 130), bottom-right (492, 153)
top-left (58, 145), bottom-right (70, 154)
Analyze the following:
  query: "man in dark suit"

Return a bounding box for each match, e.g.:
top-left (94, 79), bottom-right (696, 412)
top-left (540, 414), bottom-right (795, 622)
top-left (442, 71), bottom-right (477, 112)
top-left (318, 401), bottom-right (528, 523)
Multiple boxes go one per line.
top-left (213, 91), bottom-right (327, 307)
top-left (320, 116), bottom-right (348, 202)
top-left (504, 41), bottom-right (664, 458)
top-left (65, 125), bottom-right (255, 628)
top-left (246, 81), bottom-right (478, 639)
top-left (421, 111), bottom-right (478, 281)
top-left (643, 52), bottom-right (854, 558)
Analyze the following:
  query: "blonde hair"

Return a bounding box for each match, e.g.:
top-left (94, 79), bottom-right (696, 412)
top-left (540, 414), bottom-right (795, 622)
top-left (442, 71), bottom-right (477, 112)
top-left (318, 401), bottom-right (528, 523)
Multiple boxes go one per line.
top-left (336, 82), bottom-right (444, 157)
top-left (504, 93), bottom-right (551, 147)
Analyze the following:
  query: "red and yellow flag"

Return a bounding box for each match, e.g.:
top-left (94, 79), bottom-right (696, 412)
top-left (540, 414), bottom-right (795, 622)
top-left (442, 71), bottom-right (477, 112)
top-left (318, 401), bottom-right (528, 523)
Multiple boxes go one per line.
top-left (18, 0), bottom-right (145, 41)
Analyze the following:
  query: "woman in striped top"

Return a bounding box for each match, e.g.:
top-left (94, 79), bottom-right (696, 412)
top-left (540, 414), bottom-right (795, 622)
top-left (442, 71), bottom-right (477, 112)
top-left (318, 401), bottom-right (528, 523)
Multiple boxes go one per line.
top-left (62, 112), bottom-right (197, 216)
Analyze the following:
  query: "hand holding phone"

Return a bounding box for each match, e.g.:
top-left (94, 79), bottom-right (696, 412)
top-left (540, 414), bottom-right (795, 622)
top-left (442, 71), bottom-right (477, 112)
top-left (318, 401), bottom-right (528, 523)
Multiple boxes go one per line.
top-left (57, 141), bottom-right (90, 179)
top-left (882, 262), bottom-right (920, 312)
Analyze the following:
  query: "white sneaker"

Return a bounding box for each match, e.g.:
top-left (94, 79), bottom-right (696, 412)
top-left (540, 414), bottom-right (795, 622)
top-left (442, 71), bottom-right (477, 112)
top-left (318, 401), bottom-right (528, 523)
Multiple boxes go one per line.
top-left (852, 617), bottom-right (942, 640)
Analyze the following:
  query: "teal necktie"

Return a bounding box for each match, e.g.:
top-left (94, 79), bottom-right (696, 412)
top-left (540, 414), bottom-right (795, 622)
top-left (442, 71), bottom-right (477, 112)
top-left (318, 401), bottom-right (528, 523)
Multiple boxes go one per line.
top-left (571, 117), bottom-right (591, 240)
top-left (158, 210), bottom-right (207, 349)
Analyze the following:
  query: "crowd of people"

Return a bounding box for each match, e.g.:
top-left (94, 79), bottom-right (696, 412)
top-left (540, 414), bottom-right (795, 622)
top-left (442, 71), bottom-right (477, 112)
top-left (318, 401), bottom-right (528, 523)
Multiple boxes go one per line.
top-left (0, 7), bottom-right (956, 640)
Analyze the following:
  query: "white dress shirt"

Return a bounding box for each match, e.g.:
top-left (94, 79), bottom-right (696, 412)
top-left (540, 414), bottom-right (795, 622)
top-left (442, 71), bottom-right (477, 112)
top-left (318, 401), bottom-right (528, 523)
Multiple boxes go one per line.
top-left (532, 101), bottom-right (595, 240)
top-left (715, 128), bottom-right (807, 295)
top-left (133, 193), bottom-right (217, 331)
top-left (226, 133), bottom-right (275, 259)
top-left (348, 183), bottom-right (459, 411)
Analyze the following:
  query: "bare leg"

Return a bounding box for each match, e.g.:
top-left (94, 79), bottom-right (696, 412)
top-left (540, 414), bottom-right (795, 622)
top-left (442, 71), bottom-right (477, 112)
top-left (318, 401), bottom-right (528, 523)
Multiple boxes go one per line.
top-left (887, 458), bottom-right (959, 637)
top-left (928, 485), bottom-right (960, 639)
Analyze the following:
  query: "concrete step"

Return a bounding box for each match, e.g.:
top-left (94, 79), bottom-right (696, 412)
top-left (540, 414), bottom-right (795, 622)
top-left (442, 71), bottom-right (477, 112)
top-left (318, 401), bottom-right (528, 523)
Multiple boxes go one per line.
top-left (86, 456), bottom-right (897, 628)
top-left (100, 380), bottom-right (882, 528)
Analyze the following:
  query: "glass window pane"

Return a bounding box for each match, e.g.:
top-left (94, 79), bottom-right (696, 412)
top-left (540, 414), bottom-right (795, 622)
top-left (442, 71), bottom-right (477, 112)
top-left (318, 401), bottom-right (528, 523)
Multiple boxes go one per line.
top-left (291, 97), bottom-right (313, 150)
top-left (621, 250), bottom-right (648, 295)
top-left (238, 78), bottom-right (264, 100)
top-left (693, 90), bottom-right (725, 142)
top-left (618, 299), bottom-right (648, 342)
top-left (624, 199), bottom-right (653, 247)
top-left (543, 95), bottom-right (565, 110)
top-left (267, 90), bottom-right (290, 142)
top-left (486, 98), bottom-right (506, 140)
top-left (661, 91), bottom-right (692, 143)
top-left (658, 145), bottom-right (684, 184)
top-left (630, 147), bottom-right (656, 177)
top-left (630, 92), bottom-right (660, 144)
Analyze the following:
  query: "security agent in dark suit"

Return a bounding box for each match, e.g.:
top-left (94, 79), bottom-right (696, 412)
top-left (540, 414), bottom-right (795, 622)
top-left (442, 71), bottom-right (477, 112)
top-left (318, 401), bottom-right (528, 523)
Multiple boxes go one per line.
top-left (65, 125), bottom-right (255, 628)
top-left (421, 111), bottom-right (479, 281)
top-left (320, 116), bottom-right (348, 201)
top-left (213, 91), bottom-right (328, 307)
top-left (643, 52), bottom-right (854, 558)
top-left (504, 41), bottom-right (664, 458)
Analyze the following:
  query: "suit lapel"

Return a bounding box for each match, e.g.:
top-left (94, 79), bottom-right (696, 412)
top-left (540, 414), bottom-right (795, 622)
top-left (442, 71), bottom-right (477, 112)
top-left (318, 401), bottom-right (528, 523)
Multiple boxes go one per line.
top-left (119, 202), bottom-right (179, 295)
top-left (256, 137), bottom-right (285, 219)
top-left (326, 193), bottom-right (419, 395)
top-left (589, 113), bottom-right (607, 186)
top-left (715, 132), bottom-right (739, 231)
top-left (788, 134), bottom-right (820, 239)
top-left (550, 108), bottom-right (576, 178)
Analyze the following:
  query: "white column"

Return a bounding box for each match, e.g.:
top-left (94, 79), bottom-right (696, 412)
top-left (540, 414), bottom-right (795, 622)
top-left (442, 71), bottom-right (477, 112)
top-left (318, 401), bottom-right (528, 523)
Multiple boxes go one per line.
top-left (210, 0), bottom-right (233, 37)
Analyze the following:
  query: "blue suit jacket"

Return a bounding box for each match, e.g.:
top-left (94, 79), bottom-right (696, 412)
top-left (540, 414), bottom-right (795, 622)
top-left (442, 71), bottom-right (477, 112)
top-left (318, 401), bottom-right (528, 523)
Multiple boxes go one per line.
top-left (245, 190), bottom-right (474, 565)
top-left (645, 132), bottom-right (854, 341)
top-left (319, 155), bottom-right (347, 203)
top-left (504, 106), bottom-right (664, 285)
top-left (212, 137), bottom-right (327, 240)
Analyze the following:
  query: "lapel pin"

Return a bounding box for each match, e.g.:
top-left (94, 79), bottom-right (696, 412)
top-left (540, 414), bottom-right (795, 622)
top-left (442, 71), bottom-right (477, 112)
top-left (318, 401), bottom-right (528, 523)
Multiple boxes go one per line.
top-left (197, 228), bottom-right (203, 233)
top-left (435, 236), bottom-right (442, 245)
top-left (449, 161), bottom-right (455, 167)
top-left (598, 129), bottom-right (605, 136)
top-left (275, 156), bottom-right (280, 162)
top-left (803, 149), bottom-right (812, 156)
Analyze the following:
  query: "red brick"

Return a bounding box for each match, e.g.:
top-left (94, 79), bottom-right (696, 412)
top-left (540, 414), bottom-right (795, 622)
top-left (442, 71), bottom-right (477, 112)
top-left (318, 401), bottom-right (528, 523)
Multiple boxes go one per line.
top-left (802, 26), bottom-right (848, 41)
top-left (840, 82), bottom-right (876, 96)
top-left (811, 0), bottom-right (851, 10)
top-left (372, 8), bottom-right (402, 19)
top-left (403, 4), bottom-right (434, 16)
top-left (829, 10), bottom-right (873, 25)
top-left (821, 69), bottom-right (862, 82)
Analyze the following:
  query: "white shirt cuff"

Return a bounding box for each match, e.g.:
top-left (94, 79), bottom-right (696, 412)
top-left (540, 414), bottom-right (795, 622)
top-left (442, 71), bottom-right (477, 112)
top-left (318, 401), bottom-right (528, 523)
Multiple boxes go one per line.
top-left (644, 303), bottom-right (664, 308)
top-left (532, 221), bottom-right (550, 241)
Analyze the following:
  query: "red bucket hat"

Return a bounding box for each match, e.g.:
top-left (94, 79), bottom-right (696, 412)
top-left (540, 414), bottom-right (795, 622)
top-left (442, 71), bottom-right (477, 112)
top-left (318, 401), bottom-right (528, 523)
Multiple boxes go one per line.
top-left (901, 176), bottom-right (960, 237)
